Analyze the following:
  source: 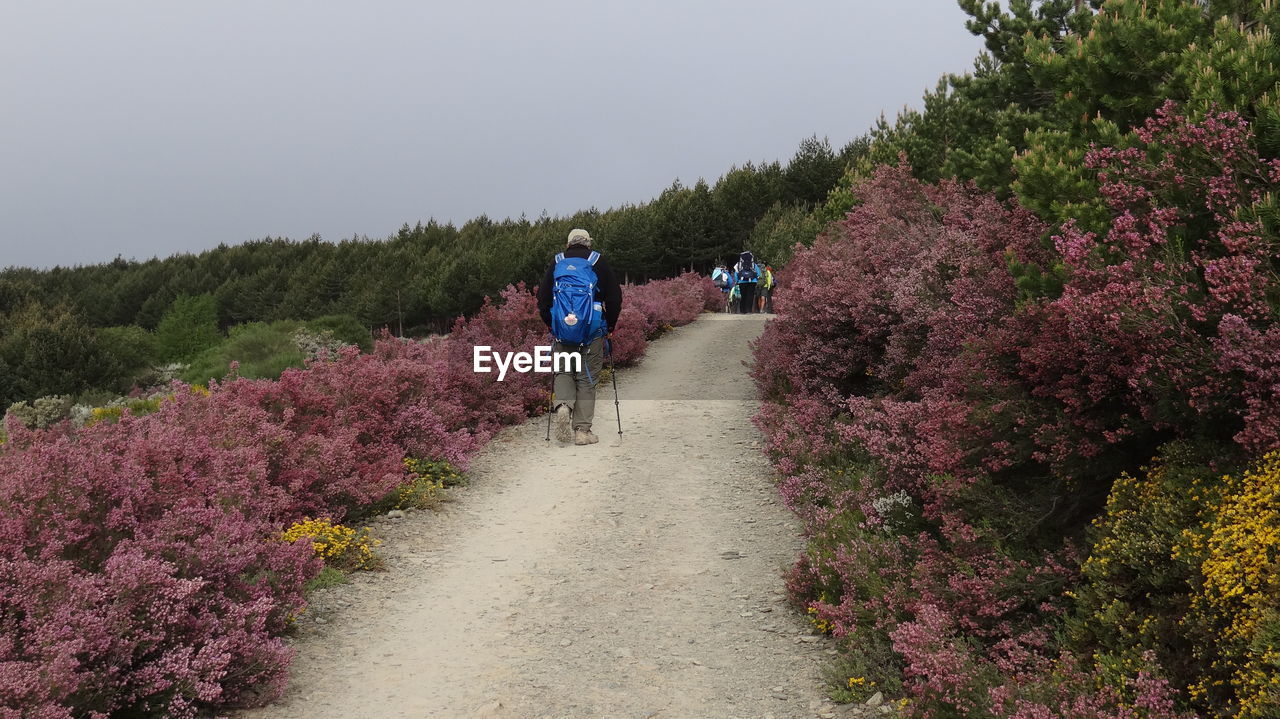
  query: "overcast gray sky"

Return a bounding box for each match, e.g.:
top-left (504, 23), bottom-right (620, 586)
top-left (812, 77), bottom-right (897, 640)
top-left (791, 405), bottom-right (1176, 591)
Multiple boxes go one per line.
top-left (1, 1), bottom-right (983, 270)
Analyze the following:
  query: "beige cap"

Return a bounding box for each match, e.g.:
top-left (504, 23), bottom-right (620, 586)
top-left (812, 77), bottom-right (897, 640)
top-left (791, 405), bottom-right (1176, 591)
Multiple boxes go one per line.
top-left (567, 228), bottom-right (593, 247)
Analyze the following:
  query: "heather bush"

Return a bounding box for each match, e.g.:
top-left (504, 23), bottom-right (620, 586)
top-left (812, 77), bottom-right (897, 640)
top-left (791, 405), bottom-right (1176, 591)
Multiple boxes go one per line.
top-left (753, 161), bottom-right (1049, 407)
top-left (754, 105), bottom-right (1279, 716)
top-left (687, 270), bottom-right (726, 312)
top-left (0, 275), bottom-right (707, 716)
top-left (623, 272), bottom-right (715, 338)
top-left (607, 308), bottom-right (648, 366)
top-left (1015, 103), bottom-right (1280, 477)
top-left (757, 164), bottom-right (1085, 716)
top-left (0, 412), bottom-right (317, 716)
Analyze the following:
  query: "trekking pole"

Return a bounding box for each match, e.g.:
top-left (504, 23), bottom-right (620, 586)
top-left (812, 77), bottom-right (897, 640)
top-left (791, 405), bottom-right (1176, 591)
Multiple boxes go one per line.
top-left (606, 338), bottom-right (622, 436)
top-left (545, 364), bottom-right (553, 442)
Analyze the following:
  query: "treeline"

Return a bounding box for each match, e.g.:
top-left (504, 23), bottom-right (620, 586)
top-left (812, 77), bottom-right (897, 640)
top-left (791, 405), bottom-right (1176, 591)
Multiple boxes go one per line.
top-left (0, 135), bottom-right (858, 408)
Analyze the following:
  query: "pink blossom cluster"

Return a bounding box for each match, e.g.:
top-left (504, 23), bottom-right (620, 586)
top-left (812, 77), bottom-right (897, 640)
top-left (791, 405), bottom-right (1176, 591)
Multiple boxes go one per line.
top-left (0, 279), bottom-right (711, 716)
top-left (891, 607), bottom-right (1188, 718)
top-left (1029, 102), bottom-right (1280, 460)
top-left (755, 105), bottom-right (1275, 716)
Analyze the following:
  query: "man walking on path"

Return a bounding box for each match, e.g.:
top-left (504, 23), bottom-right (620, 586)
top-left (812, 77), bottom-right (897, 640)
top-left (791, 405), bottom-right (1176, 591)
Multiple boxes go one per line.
top-left (734, 251), bottom-right (760, 314)
top-left (537, 229), bottom-right (623, 446)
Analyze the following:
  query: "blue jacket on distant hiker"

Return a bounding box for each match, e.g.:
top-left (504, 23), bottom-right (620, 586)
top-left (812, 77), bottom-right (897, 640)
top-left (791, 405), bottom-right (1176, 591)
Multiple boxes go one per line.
top-left (536, 228), bottom-right (623, 446)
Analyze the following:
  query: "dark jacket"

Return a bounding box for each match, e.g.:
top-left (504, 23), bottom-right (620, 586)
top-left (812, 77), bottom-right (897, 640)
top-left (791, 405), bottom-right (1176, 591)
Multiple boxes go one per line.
top-left (537, 245), bottom-right (623, 332)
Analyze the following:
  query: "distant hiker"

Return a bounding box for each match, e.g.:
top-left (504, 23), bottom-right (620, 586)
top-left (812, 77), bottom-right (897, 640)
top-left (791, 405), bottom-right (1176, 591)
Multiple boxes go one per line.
top-left (711, 263), bottom-right (735, 313)
top-left (538, 228), bottom-right (623, 446)
top-left (734, 251), bottom-right (761, 314)
top-left (757, 263), bottom-right (774, 313)
top-left (762, 264), bottom-right (776, 313)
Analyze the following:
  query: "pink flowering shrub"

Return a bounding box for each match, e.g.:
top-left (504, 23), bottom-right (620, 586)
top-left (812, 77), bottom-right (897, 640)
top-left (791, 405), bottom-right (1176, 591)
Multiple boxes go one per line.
top-left (753, 162), bottom-right (1050, 408)
top-left (755, 106), bottom-right (1277, 717)
top-left (0, 410), bottom-right (317, 717)
top-left (607, 307), bottom-right (649, 366)
top-left (0, 277), bottom-right (708, 716)
top-left (1016, 102), bottom-right (1280, 471)
top-left (624, 272), bottom-right (717, 338)
top-left (609, 272), bottom-right (716, 365)
top-left (691, 271), bottom-right (727, 311)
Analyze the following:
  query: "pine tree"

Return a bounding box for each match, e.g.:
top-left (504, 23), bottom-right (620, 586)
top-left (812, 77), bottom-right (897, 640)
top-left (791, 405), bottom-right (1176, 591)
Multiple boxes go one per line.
top-left (155, 294), bottom-right (223, 363)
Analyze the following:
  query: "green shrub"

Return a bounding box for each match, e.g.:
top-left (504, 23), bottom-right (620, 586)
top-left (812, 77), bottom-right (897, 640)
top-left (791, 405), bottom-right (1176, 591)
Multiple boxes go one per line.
top-left (357, 458), bottom-right (467, 520)
top-left (303, 566), bottom-right (349, 593)
top-left (0, 304), bottom-right (115, 403)
top-left (97, 325), bottom-right (159, 390)
top-left (182, 321), bottom-right (305, 385)
top-left (822, 633), bottom-right (903, 704)
top-left (4, 395), bottom-right (73, 430)
top-left (306, 314), bottom-right (372, 351)
top-left (85, 397), bottom-right (165, 427)
top-left (1068, 445), bottom-right (1215, 697)
top-left (156, 294), bottom-right (223, 362)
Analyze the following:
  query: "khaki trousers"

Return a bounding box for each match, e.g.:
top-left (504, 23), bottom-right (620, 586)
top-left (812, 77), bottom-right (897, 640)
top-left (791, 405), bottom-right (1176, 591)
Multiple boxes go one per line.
top-left (552, 337), bottom-right (605, 431)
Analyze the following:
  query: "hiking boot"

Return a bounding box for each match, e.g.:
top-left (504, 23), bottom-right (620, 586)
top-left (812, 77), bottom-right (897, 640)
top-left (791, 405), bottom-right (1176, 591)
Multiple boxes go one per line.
top-left (554, 405), bottom-right (573, 443)
top-left (574, 428), bottom-right (599, 445)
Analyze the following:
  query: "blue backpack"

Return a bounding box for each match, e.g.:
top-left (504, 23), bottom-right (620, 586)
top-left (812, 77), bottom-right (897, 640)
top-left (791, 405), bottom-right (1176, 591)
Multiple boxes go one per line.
top-left (550, 251), bottom-right (605, 345)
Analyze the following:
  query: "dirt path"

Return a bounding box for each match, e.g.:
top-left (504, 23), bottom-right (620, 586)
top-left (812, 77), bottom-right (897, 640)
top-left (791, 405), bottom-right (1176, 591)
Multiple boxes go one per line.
top-left (242, 314), bottom-right (853, 719)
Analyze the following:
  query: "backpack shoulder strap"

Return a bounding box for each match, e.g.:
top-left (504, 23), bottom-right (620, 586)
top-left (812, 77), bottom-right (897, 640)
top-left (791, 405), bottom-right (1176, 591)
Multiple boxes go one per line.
top-left (587, 251), bottom-right (600, 265)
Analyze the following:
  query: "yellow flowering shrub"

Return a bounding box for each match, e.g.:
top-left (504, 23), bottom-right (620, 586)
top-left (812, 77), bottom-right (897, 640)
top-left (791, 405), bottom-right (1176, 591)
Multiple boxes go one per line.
top-left (89, 406), bottom-right (124, 425)
top-left (281, 517), bottom-right (381, 571)
top-left (390, 458), bottom-right (465, 509)
top-left (1075, 446), bottom-right (1280, 717)
top-left (1072, 450), bottom-right (1214, 691)
top-left (808, 605), bottom-right (834, 635)
top-left (1184, 452), bottom-right (1280, 717)
top-left (85, 397), bottom-right (165, 426)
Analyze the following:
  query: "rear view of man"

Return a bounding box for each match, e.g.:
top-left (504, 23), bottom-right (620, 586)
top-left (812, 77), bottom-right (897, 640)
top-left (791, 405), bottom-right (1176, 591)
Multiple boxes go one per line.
top-left (537, 228), bottom-right (623, 446)
top-left (734, 251), bottom-right (760, 314)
